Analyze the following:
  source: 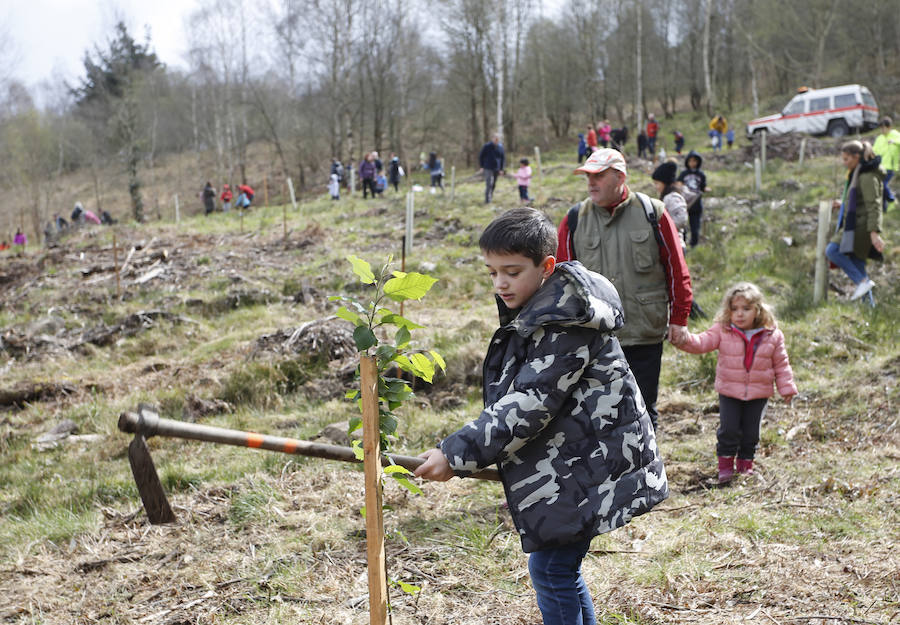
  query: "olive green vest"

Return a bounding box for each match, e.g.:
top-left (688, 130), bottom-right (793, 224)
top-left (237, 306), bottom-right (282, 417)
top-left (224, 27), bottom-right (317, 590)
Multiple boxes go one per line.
top-left (572, 191), bottom-right (669, 346)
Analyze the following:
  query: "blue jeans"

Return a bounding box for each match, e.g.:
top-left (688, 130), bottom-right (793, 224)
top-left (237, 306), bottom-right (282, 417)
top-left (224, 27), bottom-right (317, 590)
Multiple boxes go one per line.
top-left (528, 538), bottom-right (596, 625)
top-left (825, 241), bottom-right (867, 284)
top-left (884, 170), bottom-right (895, 210)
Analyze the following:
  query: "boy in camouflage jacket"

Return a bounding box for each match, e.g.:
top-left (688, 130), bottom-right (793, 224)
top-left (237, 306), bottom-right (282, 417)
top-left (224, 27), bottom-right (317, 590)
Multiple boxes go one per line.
top-left (416, 208), bottom-right (668, 625)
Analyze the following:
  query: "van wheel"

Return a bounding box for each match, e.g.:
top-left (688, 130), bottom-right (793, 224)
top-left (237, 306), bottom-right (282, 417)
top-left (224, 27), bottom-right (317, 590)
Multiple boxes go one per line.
top-left (827, 120), bottom-right (849, 138)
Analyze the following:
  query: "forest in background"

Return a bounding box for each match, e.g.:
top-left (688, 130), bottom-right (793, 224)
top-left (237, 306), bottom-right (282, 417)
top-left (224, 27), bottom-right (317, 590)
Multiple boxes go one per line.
top-left (2, 0), bottom-right (900, 238)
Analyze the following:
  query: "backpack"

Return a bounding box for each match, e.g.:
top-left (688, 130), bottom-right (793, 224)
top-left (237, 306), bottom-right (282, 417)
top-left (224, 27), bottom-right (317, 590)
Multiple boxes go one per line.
top-left (566, 192), bottom-right (663, 251)
top-left (566, 192), bottom-right (706, 320)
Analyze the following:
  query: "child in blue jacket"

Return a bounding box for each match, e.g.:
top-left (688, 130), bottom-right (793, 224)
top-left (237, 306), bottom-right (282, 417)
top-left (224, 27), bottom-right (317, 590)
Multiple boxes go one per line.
top-left (416, 208), bottom-right (668, 625)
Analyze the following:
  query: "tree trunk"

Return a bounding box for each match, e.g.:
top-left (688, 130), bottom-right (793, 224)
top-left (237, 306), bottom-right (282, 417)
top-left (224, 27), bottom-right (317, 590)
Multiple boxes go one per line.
top-left (634, 0), bottom-right (643, 131)
top-left (703, 0), bottom-right (715, 115)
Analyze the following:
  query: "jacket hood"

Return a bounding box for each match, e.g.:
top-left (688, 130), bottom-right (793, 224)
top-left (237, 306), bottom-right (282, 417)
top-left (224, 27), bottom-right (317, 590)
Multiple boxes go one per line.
top-left (860, 154), bottom-right (882, 174)
top-left (684, 150), bottom-right (703, 169)
top-left (497, 261), bottom-right (624, 336)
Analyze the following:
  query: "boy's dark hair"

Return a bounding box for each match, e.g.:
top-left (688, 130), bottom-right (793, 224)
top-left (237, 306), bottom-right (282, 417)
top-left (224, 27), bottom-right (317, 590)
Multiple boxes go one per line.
top-left (479, 208), bottom-right (556, 266)
top-left (520, 157), bottom-right (529, 165)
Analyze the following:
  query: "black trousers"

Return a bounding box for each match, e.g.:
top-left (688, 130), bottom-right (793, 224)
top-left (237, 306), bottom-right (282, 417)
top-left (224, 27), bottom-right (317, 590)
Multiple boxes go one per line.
top-left (688, 200), bottom-right (703, 247)
top-left (622, 342), bottom-right (663, 431)
top-left (362, 178), bottom-right (377, 198)
top-left (717, 395), bottom-right (768, 459)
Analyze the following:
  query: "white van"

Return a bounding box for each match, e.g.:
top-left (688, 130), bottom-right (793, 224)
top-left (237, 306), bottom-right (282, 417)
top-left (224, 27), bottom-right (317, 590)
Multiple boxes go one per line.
top-left (746, 85), bottom-right (879, 138)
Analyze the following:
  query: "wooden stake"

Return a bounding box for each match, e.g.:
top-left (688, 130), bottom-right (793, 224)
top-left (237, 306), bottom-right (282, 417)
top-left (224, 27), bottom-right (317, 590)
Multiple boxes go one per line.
top-left (450, 165), bottom-right (456, 202)
top-left (400, 236), bottom-right (406, 318)
top-left (287, 177), bottom-right (298, 211)
top-left (113, 232), bottom-right (121, 299)
top-left (799, 137), bottom-right (807, 168)
top-left (534, 146), bottom-right (544, 188)
top-left (761, 129), bottom-right (767, 170)
top-left (360, 355), bottom-right (388, 625)
top-left (282, 201), bottom-right (287, 243)
top-left (813, 200), bottom-right (830, 304)
top-left (754, 157), bottom-right (762, 192)
top-left (174, 194), bottom-right (180, 223)
top-left (405, 192), bottom-right (414, 256)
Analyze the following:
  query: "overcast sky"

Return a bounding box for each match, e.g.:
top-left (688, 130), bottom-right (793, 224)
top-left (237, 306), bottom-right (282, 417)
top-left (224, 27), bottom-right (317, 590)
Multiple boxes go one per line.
top-left (6, 0), bottom-right (192, 91)
top-left (6, 0), bottom-right (568, 100)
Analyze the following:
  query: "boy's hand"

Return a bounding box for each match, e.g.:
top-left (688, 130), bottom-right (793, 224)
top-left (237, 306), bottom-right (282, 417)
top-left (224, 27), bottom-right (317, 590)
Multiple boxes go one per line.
top-left (414, 448), bottom-right (454, 482)
top-left (783, 394), bottom-right (795, 405)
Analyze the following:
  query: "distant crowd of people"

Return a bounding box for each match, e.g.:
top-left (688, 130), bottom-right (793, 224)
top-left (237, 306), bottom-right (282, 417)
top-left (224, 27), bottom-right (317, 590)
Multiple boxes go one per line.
top-left (578, 113), bottom-right (736, 163)
top-left (201, 182), bottom-right (255, 215)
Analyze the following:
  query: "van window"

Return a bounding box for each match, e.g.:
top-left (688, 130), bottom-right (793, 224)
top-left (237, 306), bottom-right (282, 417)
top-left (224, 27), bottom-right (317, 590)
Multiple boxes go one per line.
top-left (861, 91), bottom-right (877, 107)
top-left (834, 93), bottom-right (857, 108)
top-left (784, 99), bottom-right (805, 115)
top-left (809, 97), bottom-right (830, 112)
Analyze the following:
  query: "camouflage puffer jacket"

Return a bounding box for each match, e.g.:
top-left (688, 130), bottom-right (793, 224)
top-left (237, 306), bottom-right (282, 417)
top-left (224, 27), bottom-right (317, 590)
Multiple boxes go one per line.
top-left (440, 261), bottom-right (668, 553)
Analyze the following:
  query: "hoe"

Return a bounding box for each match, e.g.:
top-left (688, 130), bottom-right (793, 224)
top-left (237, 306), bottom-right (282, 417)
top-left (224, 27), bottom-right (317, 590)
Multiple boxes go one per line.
top-left (118, 404), bottom-right (500, 523)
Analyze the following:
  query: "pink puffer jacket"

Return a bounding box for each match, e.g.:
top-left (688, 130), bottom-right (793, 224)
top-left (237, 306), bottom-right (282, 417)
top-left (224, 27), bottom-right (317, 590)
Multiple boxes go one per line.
top-left (678, 323), bottom-right (798, 400)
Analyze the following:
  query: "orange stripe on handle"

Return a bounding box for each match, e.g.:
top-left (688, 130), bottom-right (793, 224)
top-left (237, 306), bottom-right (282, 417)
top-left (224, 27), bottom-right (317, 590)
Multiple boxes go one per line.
top-left (247, 433), bottom-right (264, 448)
top-left (283, 440), bottom-right (298, 453)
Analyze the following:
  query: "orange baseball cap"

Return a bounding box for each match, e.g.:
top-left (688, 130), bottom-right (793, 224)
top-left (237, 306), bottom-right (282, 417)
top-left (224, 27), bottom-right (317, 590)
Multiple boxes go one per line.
top-left (574, 148), bottom-right (627, 176)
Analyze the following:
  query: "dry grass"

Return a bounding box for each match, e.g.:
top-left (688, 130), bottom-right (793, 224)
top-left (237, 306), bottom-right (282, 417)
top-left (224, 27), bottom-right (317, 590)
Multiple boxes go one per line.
top-left (1, 145), bottom-right (899, 624)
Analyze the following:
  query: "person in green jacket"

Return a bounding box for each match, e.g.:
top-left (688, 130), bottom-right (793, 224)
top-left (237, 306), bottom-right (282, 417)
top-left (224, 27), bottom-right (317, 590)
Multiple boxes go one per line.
top-left (826, 140), bottom-right (886, 303)
top-left (872, 116), bottom-right (900, 211)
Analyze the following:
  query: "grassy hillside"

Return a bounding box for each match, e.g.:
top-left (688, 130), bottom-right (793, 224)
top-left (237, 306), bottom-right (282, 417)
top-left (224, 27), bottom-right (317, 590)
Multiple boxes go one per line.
top-left (1, 134), bottom-right (898, 624)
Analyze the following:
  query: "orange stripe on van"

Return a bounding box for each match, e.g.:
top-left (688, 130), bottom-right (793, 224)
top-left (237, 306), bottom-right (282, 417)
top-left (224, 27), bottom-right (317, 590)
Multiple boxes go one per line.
top-left (247, 433), bottom-right (264, 448)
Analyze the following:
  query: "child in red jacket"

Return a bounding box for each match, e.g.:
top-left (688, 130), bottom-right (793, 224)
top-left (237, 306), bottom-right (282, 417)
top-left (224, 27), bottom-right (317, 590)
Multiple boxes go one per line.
top-left (673, 282), bottom-right (797, 483)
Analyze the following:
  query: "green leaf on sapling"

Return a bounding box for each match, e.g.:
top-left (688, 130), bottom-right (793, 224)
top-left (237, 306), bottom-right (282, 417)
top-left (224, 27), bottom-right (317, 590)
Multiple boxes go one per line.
top-left (408, 352), bottom-right (436, 383)
top-left (348, 416), bottom-right (362, 434)
top-left (347, 255), bottom-right (376, 284)
top-left (336, 306), bottom-right (364, 326)
top-left (394, 325), bottom-right (411, 349)
top-left (376, 310), bottom-right (424, 329)
top-left (380, 412), bottom-right (398, 436)
top-left (394, 579), bottom-right (421, 594)
top-left (429, 350), bottom-right (446, 371)
top-left (351, 439), bottom-right (364, 460)
top-left (383, 272), bottom-right (438, 302)
top-left (391, 474), bottom-right (424, 496)
top-left (375, 344), bottom-right (397, 366)
top-left (353, 326), bottom-right (377, 351)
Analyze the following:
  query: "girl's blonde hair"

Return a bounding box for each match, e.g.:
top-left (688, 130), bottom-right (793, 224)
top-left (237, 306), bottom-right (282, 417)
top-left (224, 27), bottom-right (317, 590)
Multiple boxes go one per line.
top-left (714, 282), bottom-right (776, 329)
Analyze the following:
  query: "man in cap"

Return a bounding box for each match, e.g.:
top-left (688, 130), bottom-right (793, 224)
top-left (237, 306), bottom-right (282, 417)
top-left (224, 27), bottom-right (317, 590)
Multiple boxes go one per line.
top-left (556, 148), bottom-right (693, 431)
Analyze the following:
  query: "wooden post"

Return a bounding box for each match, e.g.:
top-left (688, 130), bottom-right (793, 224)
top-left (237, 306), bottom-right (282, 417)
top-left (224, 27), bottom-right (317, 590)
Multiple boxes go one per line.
top-left (761, 129), bottom-right (767, 170)
top-left (534, 146), bottom-right (544, 188)
top-left (282, 180), bottom-right (286, 205)
top-left (400, 236), bottom-right (406, 318)
top-left (174, 194), bottom-right (180, 223)
top-left (813, 200), bottom-right (830, 304)
top-left (264, 177), bottom-right (269, 209)
top-left (754, 157), bottom-right (762, 192)
top-left (450, 165), bottom-right (456, 202)
top-left (350, 168), bottom-right (356, 196)
top-left (282, 202), bottom-right (288, 243)
top-left (360, 355), bottom-right (388, 625)
top-left (799, 137), bottom-right (807, 168)
top-left (113, 232), bottom-right (121, 299)
top-left (405, 192), bottom-right (414, 256)
top-left (287, 177), bottom-right (298, 211)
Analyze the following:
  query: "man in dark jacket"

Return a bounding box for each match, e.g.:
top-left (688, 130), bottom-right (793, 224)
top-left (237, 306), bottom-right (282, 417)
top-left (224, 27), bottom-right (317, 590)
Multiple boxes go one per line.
top-left (478, 134), bottom-right (505, 204)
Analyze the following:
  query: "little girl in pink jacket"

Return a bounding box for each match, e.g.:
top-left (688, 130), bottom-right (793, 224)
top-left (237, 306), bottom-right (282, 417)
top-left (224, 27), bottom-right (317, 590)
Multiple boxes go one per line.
top-left (674, 282), bottom-right (797, 483)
